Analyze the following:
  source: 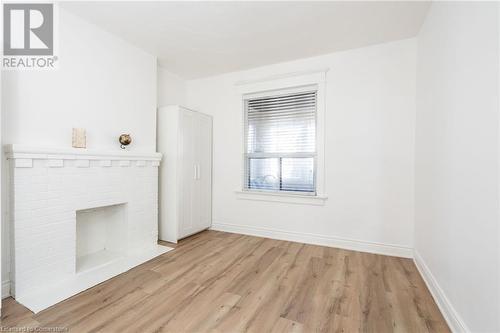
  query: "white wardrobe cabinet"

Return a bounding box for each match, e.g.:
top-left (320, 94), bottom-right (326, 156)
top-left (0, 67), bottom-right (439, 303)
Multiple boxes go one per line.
top-left (157, 105), bottom-right (212, 242)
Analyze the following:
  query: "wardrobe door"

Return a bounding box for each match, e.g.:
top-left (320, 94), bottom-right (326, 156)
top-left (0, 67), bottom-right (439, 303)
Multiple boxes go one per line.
top-left (191, 114), bottom-right (202, 233)
top-left (178, 109), bottom-right (196, 238)
top-left (197, 113), bottom-right (212, 230)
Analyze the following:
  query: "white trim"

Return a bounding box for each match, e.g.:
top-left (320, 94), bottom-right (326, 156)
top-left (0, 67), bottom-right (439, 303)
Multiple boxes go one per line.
top-left (211, 221), bottom-right (412, 258)
top-left (76, 159), bottom-right (90, 168)
top-left (413, 250), bottom-right (470, 333)
top-left (4, 144), bottom-right (162, 161)
top-left (237, 69), bottom-right (328, 198)
top-left (2, 280), bottom-right (10, 299)
top-left (234, 68), bottom-right (330, 86)
top-left (14, 158), bottom-right (32, 168)
top-left (100, 160), bottom-right (112, 167)
top-left (48, 159), bottom-right (64, 168)
top-left (242, 84), bottom-right (318, 100)
top-left (235, 190), bottom-right (327, 206)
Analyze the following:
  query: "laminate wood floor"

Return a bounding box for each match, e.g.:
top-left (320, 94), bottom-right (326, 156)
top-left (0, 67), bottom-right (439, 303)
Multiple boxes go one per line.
top-left (1, 230), bottom-right (449, 333)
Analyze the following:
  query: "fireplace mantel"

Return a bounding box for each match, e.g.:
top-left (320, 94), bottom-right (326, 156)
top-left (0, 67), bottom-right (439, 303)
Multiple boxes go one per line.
top-left (5, 144), bottom-right (162, 163)
top-left (5, 144), bottom-right (170, 313)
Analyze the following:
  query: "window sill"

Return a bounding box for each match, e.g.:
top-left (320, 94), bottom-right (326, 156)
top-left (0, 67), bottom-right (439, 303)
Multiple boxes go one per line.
top-left (234, 190), bottom-right (328, 206)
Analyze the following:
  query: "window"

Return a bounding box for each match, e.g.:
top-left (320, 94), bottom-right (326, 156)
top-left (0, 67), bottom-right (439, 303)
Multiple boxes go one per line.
top-left (244, 89), bottom-right (317, 195)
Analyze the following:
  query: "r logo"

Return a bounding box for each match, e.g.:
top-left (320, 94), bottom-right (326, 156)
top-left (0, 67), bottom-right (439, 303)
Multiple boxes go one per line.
top-left (3, 3), bottom-right (53, 56)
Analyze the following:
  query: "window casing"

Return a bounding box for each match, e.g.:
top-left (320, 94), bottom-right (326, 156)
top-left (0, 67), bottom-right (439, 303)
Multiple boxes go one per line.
top-left (244, 89), bottom-right (317, 195)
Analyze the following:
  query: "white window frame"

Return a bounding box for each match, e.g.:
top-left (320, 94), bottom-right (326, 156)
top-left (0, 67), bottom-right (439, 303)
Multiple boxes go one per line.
top-left (235, 69), bottom-right (328, 205)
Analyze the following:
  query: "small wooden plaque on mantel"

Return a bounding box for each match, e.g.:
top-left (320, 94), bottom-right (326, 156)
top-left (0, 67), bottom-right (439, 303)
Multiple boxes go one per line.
top-left (72, 128), bottom-right (86, 148)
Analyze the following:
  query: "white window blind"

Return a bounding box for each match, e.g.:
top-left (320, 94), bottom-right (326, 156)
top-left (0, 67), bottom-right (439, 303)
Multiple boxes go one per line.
top-left (244, 90), bottom-right (317, 194)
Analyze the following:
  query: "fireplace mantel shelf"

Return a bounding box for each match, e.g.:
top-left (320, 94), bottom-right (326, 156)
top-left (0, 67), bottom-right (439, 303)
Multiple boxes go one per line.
top-left (4, 144), bottom-right (162, 161)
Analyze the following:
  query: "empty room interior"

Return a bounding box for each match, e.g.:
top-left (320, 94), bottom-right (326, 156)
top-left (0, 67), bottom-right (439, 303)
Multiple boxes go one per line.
top-left (1, 1), bottom-right (499, 332)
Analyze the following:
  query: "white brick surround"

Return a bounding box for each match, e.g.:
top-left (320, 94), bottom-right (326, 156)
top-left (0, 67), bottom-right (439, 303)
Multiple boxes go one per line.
top-left (5, 145), bottom-right (171, 313)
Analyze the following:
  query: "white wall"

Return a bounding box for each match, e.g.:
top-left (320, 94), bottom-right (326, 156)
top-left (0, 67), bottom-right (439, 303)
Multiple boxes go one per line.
top-left (1, 8), bottom-right (157, 296)
top-left (2, 9), bottom-right (157, 152)
top-left (186, 39), bottom-right (417, 255)
top-left (415, 2), bottom-right (500, 332)
top-left (0, 41), bottom-right (2, 311)
top-left (157, 67), bottom-right (186, 107)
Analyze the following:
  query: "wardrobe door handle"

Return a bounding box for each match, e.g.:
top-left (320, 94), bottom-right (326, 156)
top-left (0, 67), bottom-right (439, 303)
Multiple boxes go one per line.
top-left (194, 165), bottom-right (197, 180)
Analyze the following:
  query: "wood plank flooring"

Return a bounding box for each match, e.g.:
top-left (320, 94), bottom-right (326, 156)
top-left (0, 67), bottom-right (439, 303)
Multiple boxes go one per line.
top-left (1, 230), bottom-right (450, 332)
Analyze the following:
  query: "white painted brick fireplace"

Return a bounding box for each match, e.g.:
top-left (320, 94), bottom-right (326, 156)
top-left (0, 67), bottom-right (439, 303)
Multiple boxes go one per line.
top-left (5, 145), bottom-right (172, 313)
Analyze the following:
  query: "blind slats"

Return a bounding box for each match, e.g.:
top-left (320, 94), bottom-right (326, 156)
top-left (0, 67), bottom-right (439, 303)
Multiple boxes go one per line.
top-left (247, 91), bottom-right (315, 104)
top-left (248, 108), bottom-right (315, 117)
top-left (248, 99), bottom-right (316, 110)
top-left (244, 90), bottom-right (317, 194)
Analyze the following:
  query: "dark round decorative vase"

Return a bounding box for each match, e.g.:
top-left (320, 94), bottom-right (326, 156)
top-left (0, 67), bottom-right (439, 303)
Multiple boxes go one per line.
top-left (119, 134), bottom-right (132, 149)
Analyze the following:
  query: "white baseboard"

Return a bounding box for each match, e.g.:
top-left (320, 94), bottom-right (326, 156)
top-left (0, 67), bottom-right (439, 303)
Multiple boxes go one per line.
top-left (2, 280), bottom-right (11, 299)
top-left (413, 250), bottom-right (470, 333)
top-left (211, 221), bottom-right (413, 258)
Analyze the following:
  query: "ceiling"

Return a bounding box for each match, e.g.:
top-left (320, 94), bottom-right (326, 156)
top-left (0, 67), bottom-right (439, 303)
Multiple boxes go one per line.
top-left (61, 1), bottom-right (430, 79)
